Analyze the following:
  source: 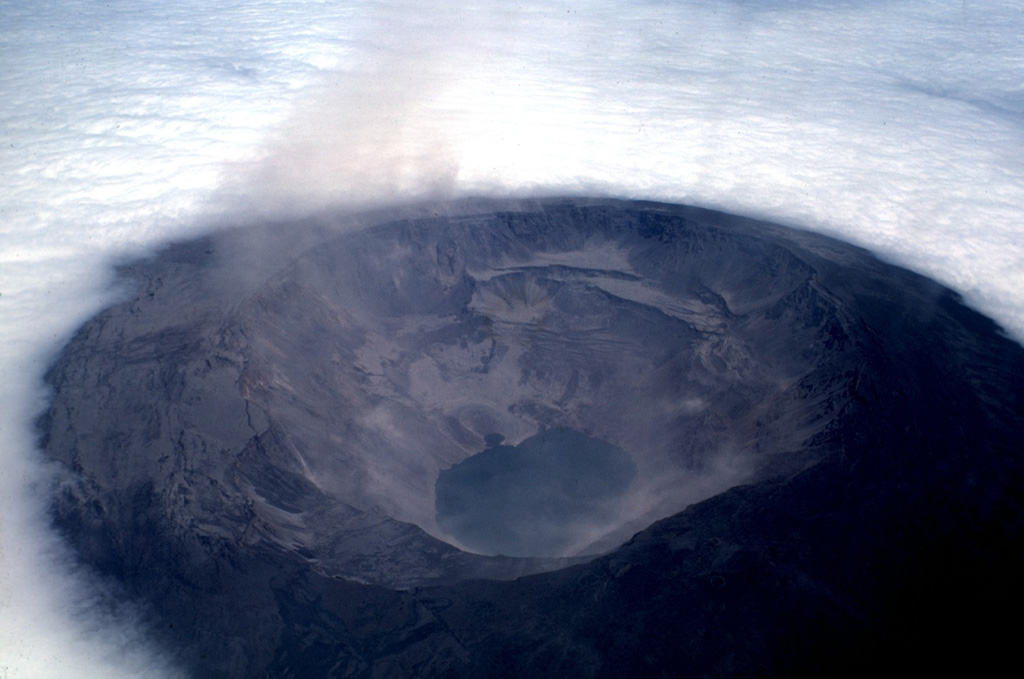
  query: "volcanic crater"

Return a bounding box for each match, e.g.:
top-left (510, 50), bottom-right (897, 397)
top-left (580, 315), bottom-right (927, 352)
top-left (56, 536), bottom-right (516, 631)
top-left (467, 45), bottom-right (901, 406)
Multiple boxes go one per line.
top-left (41, 198), bottom-right (1024, 678)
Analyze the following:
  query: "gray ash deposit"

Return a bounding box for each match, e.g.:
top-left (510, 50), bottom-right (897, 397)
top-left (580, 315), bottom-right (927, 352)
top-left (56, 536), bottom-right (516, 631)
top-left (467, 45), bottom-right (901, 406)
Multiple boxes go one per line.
top-left (40, 198), bottom-right (1024, 678)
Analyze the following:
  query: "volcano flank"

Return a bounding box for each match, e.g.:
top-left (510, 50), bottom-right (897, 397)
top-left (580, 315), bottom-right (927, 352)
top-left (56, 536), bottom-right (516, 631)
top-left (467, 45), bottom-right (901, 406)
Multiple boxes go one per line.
top-left (41, 198), bottom-right (1024, 678)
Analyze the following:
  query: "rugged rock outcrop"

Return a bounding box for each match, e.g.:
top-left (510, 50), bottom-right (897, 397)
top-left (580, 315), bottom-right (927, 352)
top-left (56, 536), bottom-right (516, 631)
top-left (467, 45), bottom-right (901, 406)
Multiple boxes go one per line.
top-left (41, 198), bottom-right (1024, 677)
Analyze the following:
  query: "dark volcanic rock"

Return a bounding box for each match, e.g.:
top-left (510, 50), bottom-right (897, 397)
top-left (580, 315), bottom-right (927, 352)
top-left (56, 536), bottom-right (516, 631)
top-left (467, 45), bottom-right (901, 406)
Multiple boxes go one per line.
top-left (40, 198), bottom-right (1024, 678)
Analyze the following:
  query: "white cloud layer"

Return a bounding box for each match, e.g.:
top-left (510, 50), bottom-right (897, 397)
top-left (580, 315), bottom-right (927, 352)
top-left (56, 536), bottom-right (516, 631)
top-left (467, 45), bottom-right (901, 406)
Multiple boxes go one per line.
top-left (2, 0), bottom-right (1023, 676)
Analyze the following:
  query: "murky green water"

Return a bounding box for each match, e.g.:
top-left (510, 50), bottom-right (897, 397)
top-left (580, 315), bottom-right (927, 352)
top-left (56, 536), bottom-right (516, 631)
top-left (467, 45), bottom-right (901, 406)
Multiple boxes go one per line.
top-left (435, 429), bottom-right (636, 557)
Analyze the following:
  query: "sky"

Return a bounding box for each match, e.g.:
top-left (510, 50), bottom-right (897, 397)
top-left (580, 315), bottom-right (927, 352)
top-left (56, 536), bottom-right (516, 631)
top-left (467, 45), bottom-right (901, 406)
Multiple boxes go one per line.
top-left (2, 0), bottom-right (1023, 676)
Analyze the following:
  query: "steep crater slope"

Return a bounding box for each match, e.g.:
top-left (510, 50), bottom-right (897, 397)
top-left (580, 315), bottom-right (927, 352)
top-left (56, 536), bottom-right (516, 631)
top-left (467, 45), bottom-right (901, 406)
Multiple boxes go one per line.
top-left (41, 198), bottom-right (1024, 678)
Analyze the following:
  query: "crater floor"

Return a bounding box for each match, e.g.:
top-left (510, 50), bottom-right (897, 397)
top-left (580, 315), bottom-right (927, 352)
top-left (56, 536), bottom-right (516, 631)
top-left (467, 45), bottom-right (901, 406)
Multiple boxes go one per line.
top-left (435, 428), bottom-right (636, 557)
